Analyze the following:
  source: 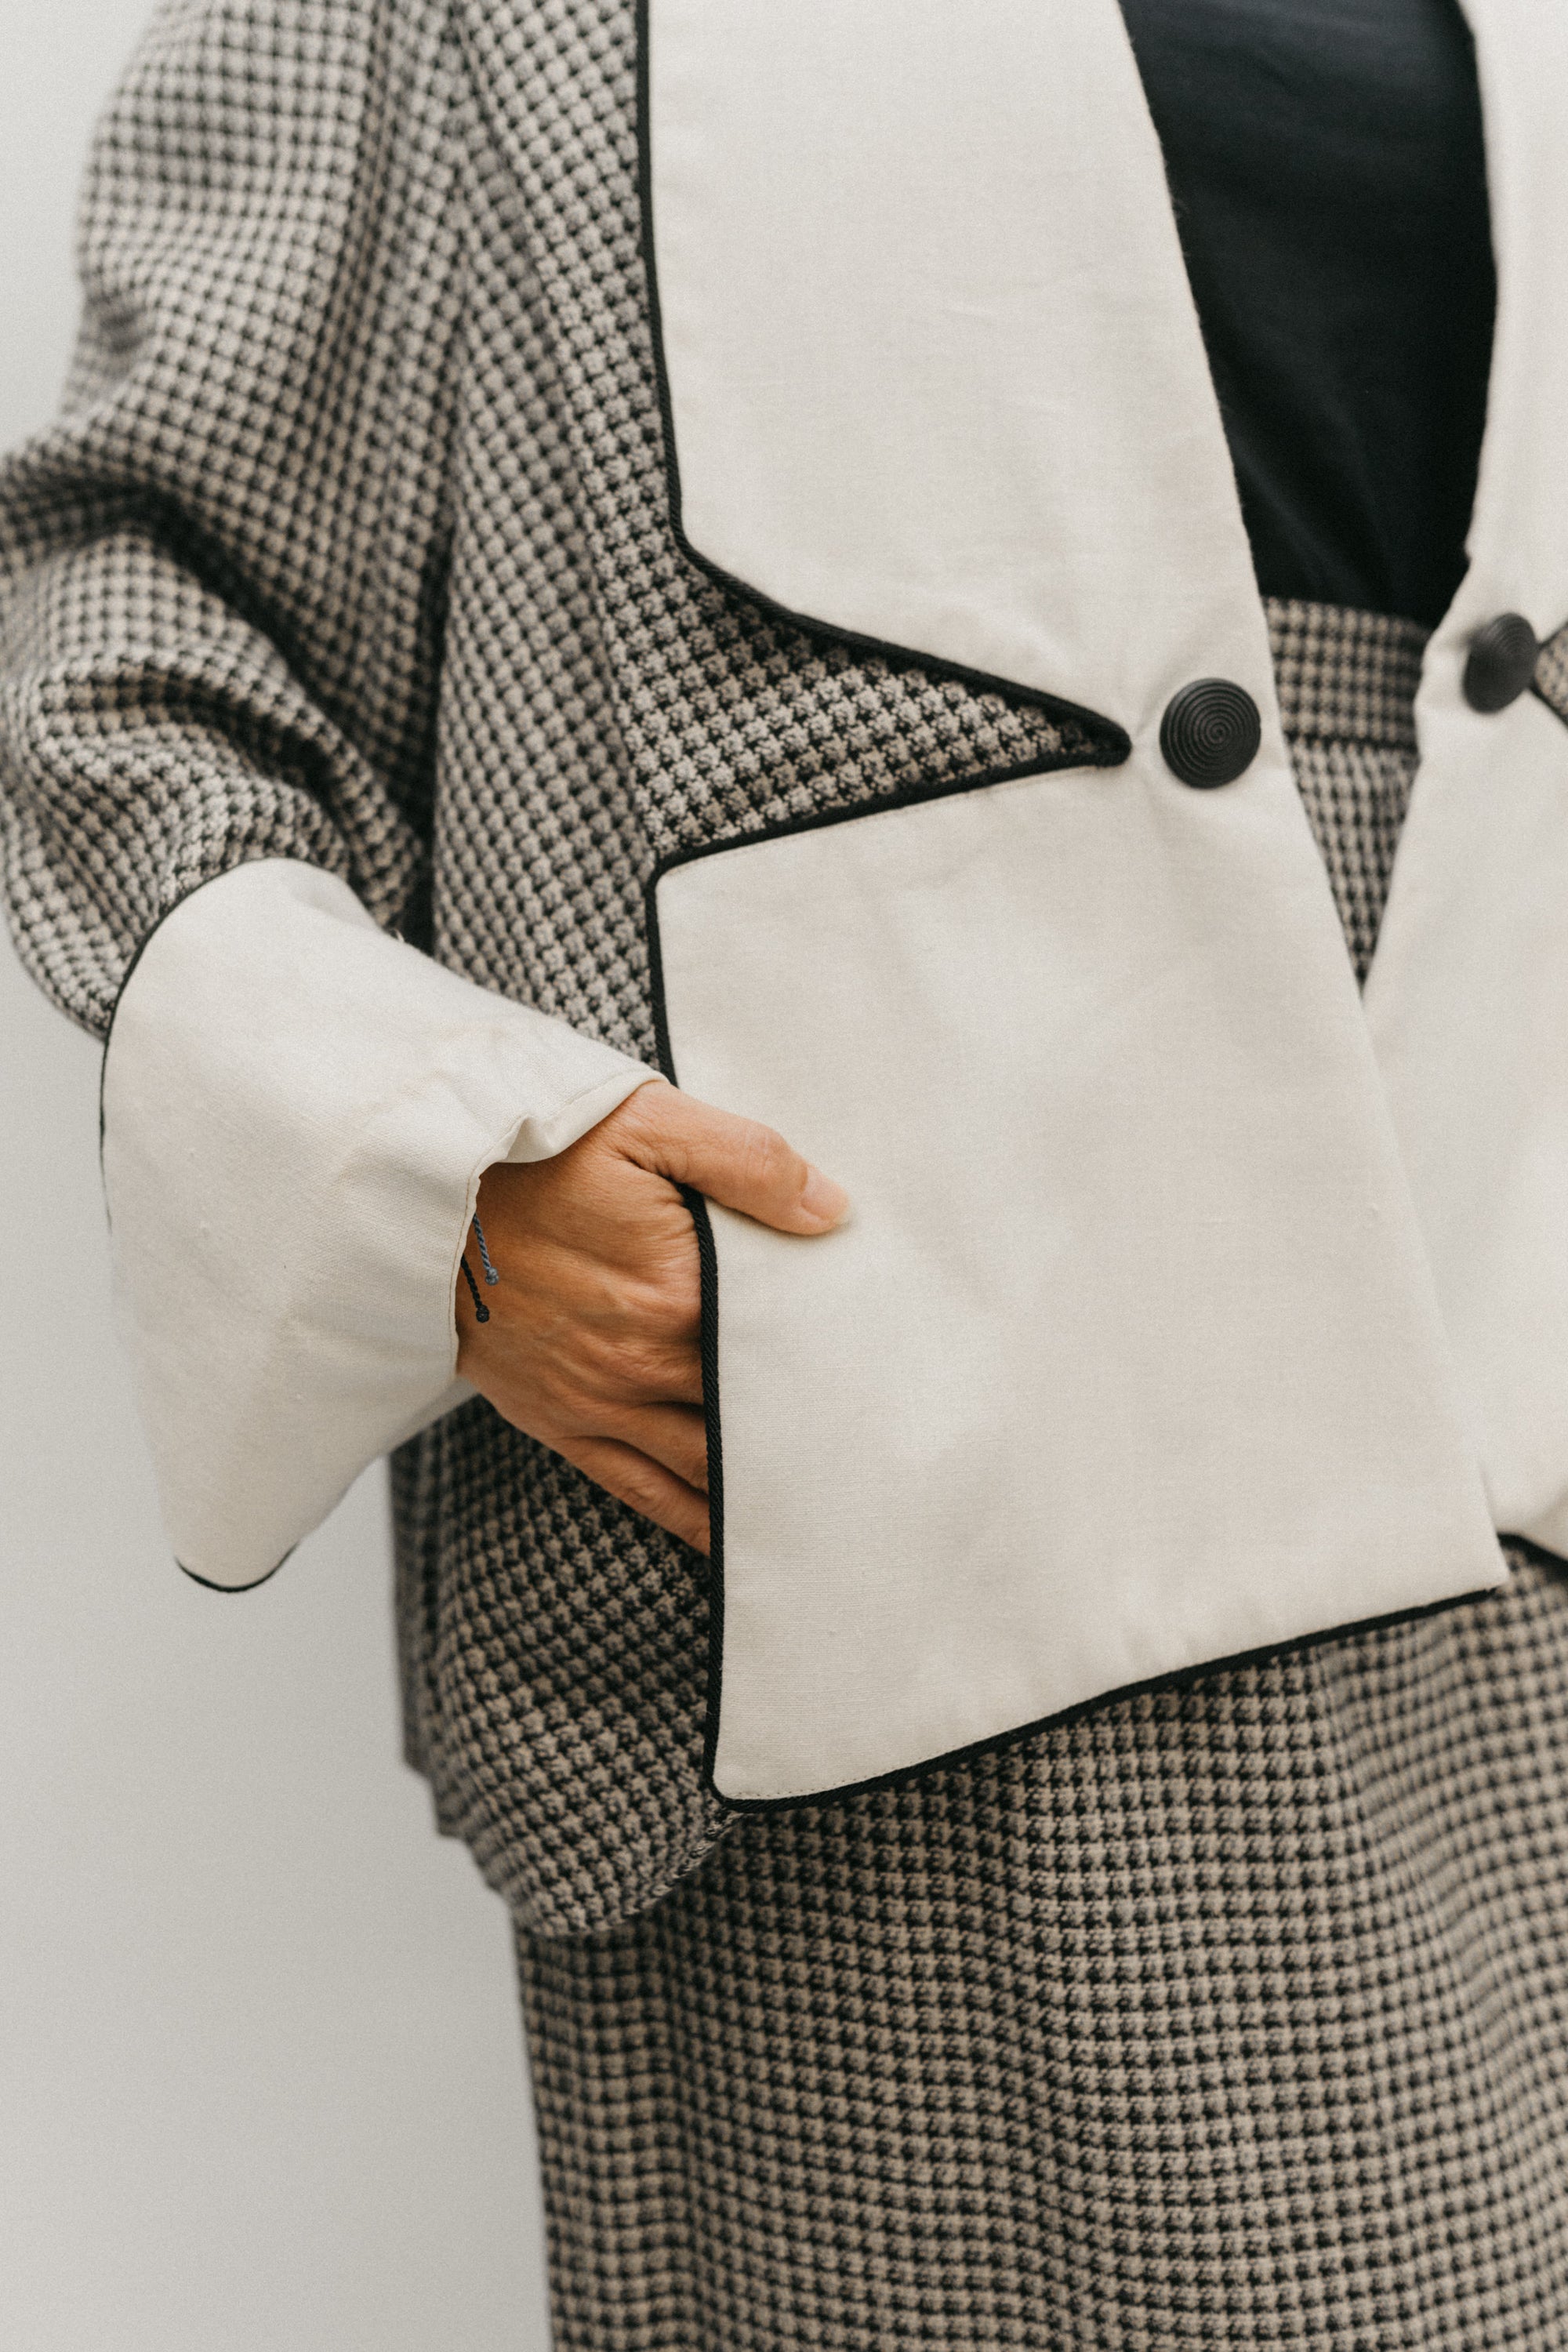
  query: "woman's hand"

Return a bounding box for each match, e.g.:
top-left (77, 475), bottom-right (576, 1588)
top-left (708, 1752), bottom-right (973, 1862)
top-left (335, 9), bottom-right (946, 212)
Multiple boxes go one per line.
top-left (455, 1080), bottom-right (849, 1552)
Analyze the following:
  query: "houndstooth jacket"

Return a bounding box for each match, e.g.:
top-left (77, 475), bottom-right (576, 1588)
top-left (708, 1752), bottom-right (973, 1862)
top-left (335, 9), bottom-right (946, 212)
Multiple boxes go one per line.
top-left (2, 0), bottom-right (1567, 1929)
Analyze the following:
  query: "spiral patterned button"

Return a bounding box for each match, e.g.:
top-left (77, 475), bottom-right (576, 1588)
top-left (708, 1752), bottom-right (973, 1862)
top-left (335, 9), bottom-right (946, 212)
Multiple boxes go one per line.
top-left (1160, 678), bottom-right (1262, 789)
top-left (1463, 613), bottom-right (1538, 713)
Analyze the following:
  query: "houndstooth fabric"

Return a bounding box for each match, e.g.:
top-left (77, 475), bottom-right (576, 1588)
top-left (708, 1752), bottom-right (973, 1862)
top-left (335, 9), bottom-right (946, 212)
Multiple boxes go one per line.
top-left (512, 620), bottom-right (1568, 2351)
top-left (7, 11), bottom-right (1568, 2339)
top-left (1265, 599), bottom-right (1427, 982)
top-left (520, 1534), bottom-right (1568, 2352)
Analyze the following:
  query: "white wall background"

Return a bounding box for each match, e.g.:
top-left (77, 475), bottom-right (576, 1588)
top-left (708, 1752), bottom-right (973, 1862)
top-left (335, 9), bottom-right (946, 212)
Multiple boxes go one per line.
top-left (0, 8), bottom-right (550, 2346)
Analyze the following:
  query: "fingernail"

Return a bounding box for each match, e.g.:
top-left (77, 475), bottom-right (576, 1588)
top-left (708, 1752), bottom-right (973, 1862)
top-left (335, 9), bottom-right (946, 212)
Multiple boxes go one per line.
top-left (800, 1167), bottom-right (851, 1229)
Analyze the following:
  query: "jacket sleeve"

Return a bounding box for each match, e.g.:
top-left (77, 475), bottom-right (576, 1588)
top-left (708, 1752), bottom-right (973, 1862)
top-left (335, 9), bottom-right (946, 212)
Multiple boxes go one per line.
top-left (0, 0), bottom-right (656, 1587)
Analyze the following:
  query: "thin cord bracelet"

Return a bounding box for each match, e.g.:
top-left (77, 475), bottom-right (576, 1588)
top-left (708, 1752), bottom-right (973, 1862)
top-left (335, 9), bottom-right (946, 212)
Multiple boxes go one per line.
top-left (459, 1255), bottom-right (488, 1322)
top-left (459, 1214), bottom-right (501, 1324)
top-left (472, 1214), bottom-right (500, 1288)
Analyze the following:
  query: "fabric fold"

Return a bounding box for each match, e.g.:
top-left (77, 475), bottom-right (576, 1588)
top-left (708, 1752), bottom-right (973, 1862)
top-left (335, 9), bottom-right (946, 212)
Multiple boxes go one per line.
top-left (100, 857), bottom-right (658, 1588)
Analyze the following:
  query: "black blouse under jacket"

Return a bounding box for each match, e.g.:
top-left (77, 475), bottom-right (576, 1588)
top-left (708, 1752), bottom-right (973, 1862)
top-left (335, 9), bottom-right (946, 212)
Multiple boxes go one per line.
top-left (1120, 0), bottom-right (1496, 626)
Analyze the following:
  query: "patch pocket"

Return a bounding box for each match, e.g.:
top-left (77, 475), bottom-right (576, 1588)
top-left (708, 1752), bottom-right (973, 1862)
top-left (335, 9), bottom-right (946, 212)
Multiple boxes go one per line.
top-left (649, 757), bottom-right (1505, 1808)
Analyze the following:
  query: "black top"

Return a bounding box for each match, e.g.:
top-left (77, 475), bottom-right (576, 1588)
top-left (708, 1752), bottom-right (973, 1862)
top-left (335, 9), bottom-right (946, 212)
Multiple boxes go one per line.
top-left (1118, 0), bottom-right (1496, 627)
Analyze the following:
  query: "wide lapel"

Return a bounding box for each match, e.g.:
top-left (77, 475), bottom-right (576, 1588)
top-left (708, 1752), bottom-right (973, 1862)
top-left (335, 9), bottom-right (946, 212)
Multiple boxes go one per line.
top-left (644, 0), bottom-right (1275, 735)
top-left (1366, 0), bottom-right (1568, 1549)
top-left (644, 0), bottom-right (1508, 1804)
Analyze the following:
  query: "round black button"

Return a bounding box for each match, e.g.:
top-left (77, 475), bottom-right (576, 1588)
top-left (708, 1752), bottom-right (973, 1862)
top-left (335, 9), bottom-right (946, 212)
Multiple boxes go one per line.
top-left (1160, 679), bottom-right (1261, 789)
top-left (1463, 612), bottom-right (1538, 713)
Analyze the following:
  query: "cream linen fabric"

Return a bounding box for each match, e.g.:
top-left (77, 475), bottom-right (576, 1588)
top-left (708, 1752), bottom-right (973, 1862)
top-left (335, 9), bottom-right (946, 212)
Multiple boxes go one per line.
top-left (655, 755), bottom-right (1506, 1805)
top-left (1363, 0), bottom-right (1568, 1552)
top-left (645, 0), bottom-right (1518, 1800)
top-left (100, 859), bottom-right (658, 1589)
top-left (646, 0), bottom-right (1568, 1598)
top-left (648, 0), bottom-right (1276, 732)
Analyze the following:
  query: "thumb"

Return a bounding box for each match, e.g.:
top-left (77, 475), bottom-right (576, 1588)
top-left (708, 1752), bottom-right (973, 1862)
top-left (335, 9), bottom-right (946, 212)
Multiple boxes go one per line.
top-left (622, 1086), bottom-right (850, 1236)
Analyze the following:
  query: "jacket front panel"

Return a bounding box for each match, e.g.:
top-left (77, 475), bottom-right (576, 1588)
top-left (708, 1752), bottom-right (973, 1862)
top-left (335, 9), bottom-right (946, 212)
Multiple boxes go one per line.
top-left (630, 0), bottom-right (1563, 1798)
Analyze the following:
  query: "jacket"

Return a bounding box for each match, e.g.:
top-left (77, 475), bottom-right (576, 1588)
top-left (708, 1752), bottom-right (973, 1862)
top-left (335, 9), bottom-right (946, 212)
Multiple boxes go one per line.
top-left (1, 0), bottom-right (1563, 1921)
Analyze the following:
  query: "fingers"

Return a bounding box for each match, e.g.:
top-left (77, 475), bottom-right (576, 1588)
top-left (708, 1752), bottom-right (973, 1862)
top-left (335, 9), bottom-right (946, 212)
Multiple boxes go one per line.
top-left (605, 1401), bottom-right (709, 1491)
top-left (543, 1397), bottom-right (706, 1492)
top-left (612, 1085), bottom-right (850, 1237)
top-left (458, 1080), bottom-right (843, 1555)
top-left (557, 1434), bottom-right (711, 1554)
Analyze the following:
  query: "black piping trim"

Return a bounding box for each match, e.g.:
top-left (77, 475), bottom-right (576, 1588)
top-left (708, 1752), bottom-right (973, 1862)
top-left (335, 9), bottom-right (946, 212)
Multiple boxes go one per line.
top-left (643, 837), bottom-right (727, 1784)
top-left (708, 1578), bottom-right (1527, 1817)
top-left (645, 748), bottom-right (1105, 926)
top-left (685, 1185), bottom-right (727, 1791)
top-left (178, 1549), bottom-right (293, 1595)
top-left (633, 0), bottom-right (1131, 767)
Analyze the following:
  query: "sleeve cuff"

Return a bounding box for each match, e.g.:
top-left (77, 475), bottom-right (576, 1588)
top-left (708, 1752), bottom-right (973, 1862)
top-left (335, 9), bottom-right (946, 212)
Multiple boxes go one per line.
top-left (100, 858), bottom-right (661, 1588)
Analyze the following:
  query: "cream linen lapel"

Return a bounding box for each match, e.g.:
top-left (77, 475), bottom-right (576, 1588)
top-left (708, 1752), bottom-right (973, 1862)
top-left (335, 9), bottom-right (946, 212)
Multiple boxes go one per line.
top-left (642, 0), bottom-right (1507, 1805)
top-left (1365, 0), bottom-right (1568, 1555)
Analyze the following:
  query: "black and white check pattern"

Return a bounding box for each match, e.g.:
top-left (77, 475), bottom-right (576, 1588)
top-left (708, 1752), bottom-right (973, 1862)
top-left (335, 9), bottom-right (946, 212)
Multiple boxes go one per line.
top-left (1265, 599), bottom-right (1426, 982)
top-left (5, 8), bottom-right (1568, 2343)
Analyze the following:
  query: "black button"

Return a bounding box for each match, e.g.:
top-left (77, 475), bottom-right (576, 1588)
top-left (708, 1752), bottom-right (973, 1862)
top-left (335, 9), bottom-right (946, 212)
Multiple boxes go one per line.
top-left (1463, 612), bottom-right (1538, 713)
top-left (1160, 679), bottom-right (1261, 789)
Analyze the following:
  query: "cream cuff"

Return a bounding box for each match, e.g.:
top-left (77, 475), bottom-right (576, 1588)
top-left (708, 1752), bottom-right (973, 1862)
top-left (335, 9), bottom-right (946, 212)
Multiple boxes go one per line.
top-left (100, 858), bottom-right (659, 1588)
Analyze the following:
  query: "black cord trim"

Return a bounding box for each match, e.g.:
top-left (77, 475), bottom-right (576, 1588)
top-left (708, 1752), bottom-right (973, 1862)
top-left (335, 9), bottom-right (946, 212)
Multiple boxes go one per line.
top-left (644, 750), bottom-right (1110, 920)
top-left (177, 1547), bottom-right (294, 1595)
top-left (709, 1577), bottom-right (1520, 1816)
top-left (684, 1185), bottom-right (728, 1791)
top-left (633, 0), bottom-right (1131, 765)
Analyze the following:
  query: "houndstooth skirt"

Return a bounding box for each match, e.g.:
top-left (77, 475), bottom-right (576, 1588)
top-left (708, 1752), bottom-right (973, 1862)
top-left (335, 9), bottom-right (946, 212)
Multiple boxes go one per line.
top-left (513, 601), bottom-right (1568, 2351)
